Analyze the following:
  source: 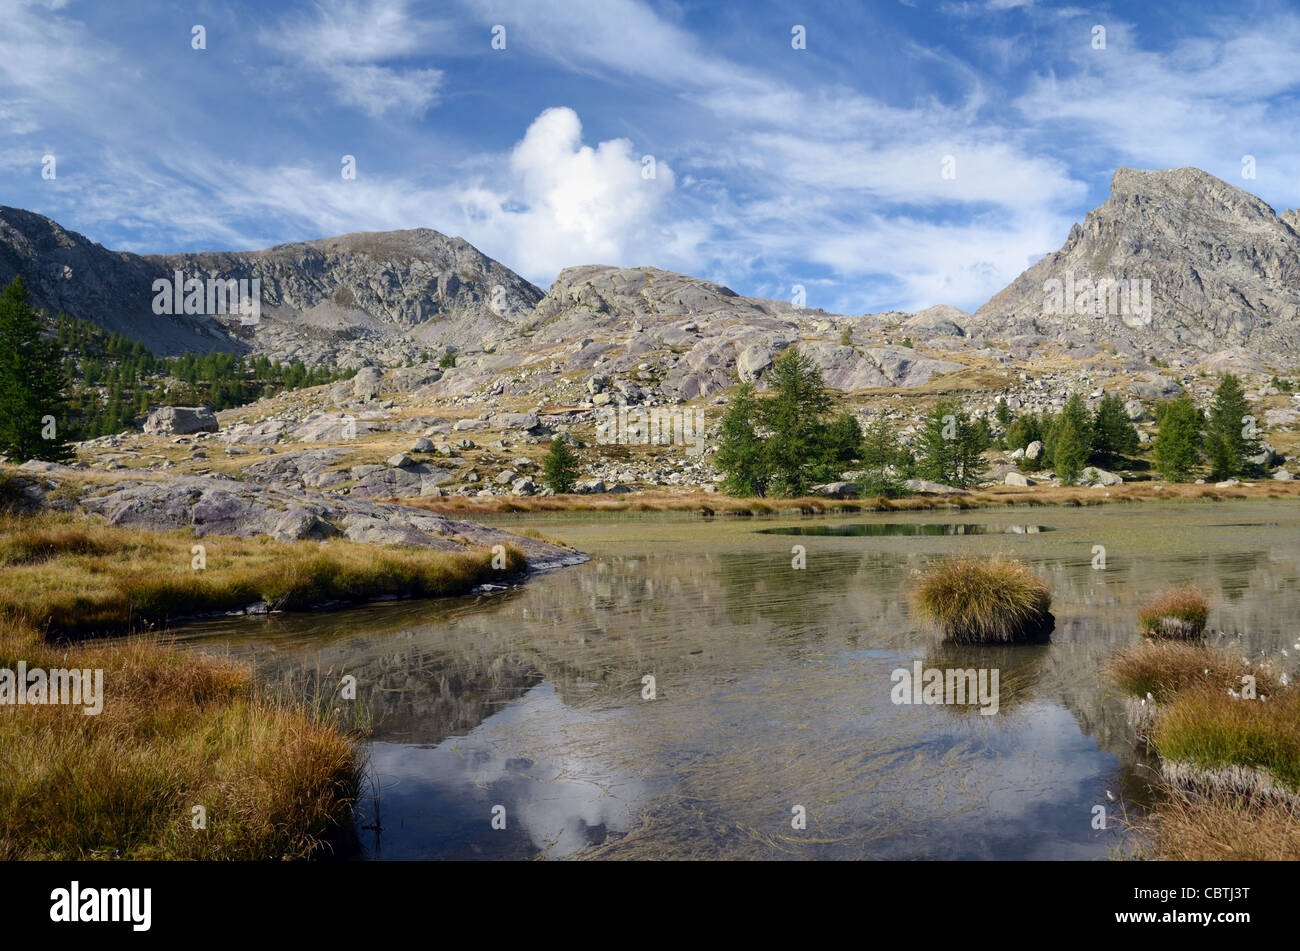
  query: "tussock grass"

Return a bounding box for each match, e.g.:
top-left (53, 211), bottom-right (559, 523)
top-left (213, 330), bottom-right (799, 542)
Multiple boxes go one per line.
top-left (0, 512), bottom-right (524, 640)
top-left (910, 555), bottom-right (1053, 644)
top-left (1109, 640), bottom-right (1299, 859)
top-left (1109, 640), bottom-right (1276, 702)
top-left (0, 617), bottom-right (360, 859)
top-left (1137, 586), bottom-right (1210, 638)
top-left (1157, 687), bottom-right (1300, 792)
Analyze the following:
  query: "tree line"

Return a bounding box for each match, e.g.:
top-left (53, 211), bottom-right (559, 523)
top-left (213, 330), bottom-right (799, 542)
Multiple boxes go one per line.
top-left (0, 276), bottom-right (343, 460)
top-left (712, 345), bottom-right (1269, 497)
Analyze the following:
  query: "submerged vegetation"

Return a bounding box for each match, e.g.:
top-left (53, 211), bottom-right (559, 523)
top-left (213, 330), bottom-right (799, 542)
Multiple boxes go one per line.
top-left (909, 555), bottom-right (1053, 644)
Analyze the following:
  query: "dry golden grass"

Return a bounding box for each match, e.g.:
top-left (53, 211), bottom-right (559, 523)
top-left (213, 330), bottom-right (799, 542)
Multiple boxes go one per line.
top-left (909, 555), bottom-right (1053, 644)
top-left (0, 616), bottom-right (360, 859)
top-left (1126, 788), bottom-right (1300, 860)
top-left (1109, 640), bottom-right (1277, 702)
top-left (0, 512), bottom-right (524, 640)
top-left (1136, 586), bottom-right (1211, 638)
top-left (1110, 640), bottom-right (1299, 859)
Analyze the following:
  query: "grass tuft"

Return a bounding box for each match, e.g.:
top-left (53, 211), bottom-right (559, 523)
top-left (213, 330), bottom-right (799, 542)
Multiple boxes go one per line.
top-left (1137, 586), bottom-right (1210, 638)
top-left (910, 555), bottom-right (1053, 644)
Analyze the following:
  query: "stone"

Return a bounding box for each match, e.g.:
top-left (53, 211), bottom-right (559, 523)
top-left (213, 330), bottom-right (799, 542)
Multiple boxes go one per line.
top-left (410, 437), bottom-right (435, 453)
top-left (143, 406), bottom-right (218, 436)
top-left (1004, 471), bottom-right (1033, 487)
top-left (1272, 469), bottom-right (1294, 481)
top-left (1024, 440), bottom-right (1044, 461)
top-left (1081, 466), bottom-right (1123, 486)
top-left (387, 453), bottom-right (414, 468)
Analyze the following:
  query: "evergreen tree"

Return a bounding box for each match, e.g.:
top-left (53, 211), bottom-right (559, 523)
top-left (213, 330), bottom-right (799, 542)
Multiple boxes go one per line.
top-left (1053, 415), bottom-right (1088, 484)
top-left (542, 437), bottom-right (580, 493)
top-left (1205, 374), bottom-right (1260, 479)
top-left (715, 382), bottom-right (769, 497)
top-left (1153, 395), bottom-right (1203, 482)
top-left (1045, 393), bottom-right (1093, 468)
top-left (994, 399), bottom-right (1013, 428)
top-left (916, 399), bottom-right (987, 488)
top-left (755, 347), bottom-right (831, 496)
top-left (0, 277), bottom-right (73, 462)
top-left (1092, 392), bottom-right (1139, 460)
top-left (857, 412), bottom-right (904, 496)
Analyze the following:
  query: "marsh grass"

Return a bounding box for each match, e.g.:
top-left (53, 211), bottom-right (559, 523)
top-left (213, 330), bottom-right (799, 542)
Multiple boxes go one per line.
top-left (1157, 687), bottom-right (1300, 792)
top-left (0, 513), bottom-right (524, 640)
top-left (1109, 640), bottom-right (1275, 702)
top-left (1137, 587), bottom-right (1210, 638)
top-left (1109, 640), bottom-right (1299, 859)
top-left (0, 617), bottom-right (361, 859)
top-left (910, 556), bottom-right (1053, 644)
top-left (1124, 788), bottom-right (1300, 861)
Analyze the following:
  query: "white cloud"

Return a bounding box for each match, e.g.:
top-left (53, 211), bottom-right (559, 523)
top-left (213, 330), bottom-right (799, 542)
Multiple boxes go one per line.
top-left (259, 0), bottom-right (445, 117)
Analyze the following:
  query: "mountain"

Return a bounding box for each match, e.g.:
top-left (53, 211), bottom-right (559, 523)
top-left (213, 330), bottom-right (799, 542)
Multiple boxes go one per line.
top-left (0, 208), bottom-right (543, 367)
top-left (0, 206), bottom-right (239, 355)
top-left (972, 167), bottom-right (1300, 357)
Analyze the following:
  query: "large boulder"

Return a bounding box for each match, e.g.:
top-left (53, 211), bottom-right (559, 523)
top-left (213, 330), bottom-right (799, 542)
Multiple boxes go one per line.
top-left (143, 406), bottom-right (218, 436)
top-left (1081, 466), bottom-right (1123, 486)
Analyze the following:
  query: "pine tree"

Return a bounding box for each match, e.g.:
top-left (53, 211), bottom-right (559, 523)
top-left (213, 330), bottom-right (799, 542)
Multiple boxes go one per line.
top-left (1205, 374), bottom-right (1260, 479)
top-left (1053, 415), bottom-right (1088, 485)
top-left (0, 277), bottom-right (73, 462)
top-left (916, 399), bottom-right (987, 488)
top-left (1092, 392), bottom-right (1139, 460)
top-left (756, 347), bottom-right (831, 497)
top-left (715, 382), bottom-right (769, 497)
top-left (1153, 395), bottom-right (1203, 482)
top-left (542, 437), bottom-right (580, 493)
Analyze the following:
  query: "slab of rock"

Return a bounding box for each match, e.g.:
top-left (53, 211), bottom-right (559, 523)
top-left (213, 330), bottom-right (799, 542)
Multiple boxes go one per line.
top-left (1004, 471), bottom-right (1033, 487)
top-left (490, 412), bottom-right (541, 432)
top-left (63, 468), bottom-right (584, 570)
top-left (1082, 466), bottom-right (1123, 486)
top-left (144, 406), bottom-right (218, 435)
top-left (904, 479), bottom-right (968, 495)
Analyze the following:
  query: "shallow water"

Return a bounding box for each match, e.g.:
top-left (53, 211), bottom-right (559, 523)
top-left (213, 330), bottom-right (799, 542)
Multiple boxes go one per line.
top-left (173, 499), bottom-right (1300, 860)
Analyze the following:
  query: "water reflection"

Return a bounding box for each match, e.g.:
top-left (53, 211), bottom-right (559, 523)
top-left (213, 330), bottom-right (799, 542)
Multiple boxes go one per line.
top-left (173, 502), bottom-right (1300, 860)
top-left (760, 523), bottom-right (1055, 537)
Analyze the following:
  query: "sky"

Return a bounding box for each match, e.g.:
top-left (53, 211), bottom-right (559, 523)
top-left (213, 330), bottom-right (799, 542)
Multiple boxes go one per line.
top-left (4, 0), bottom-right (1300, 316)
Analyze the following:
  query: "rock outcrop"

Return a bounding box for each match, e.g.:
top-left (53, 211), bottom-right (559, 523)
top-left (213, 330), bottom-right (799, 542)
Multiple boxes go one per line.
top-left (972, 167), bottom-right (1300, 363)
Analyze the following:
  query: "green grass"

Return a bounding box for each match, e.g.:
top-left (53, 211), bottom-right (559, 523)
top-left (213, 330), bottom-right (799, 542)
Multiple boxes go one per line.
top-left (1156, 687), bottom-right (1300, 792)
top-left (909, 555), bottom-right (1053, 644)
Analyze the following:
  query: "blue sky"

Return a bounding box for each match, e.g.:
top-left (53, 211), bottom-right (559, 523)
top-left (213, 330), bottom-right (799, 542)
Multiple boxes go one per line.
top-left (5, 0), bottom-right (1300, 315)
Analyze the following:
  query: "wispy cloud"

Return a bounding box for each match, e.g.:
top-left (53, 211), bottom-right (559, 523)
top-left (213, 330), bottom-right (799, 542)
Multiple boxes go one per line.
top-left (259, 0), bottom-right (446, 117)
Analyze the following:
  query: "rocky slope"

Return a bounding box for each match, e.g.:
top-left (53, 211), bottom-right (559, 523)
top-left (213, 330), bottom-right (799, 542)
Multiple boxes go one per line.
top-left (0, 208), bottom-right (543, 366)
top-left (973, 167), bottom-right (1300, 356)
top-left (0, 206), bottom-right (238, 354)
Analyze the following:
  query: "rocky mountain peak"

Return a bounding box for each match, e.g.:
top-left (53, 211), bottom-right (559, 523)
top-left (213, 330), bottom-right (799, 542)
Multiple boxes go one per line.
top-left (973, 166), bottom-right (1300, 359)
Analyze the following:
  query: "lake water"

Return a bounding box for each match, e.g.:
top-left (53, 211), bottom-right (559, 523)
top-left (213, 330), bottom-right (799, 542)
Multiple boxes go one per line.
top-left (172, 500), bottom-right (1300, 860)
